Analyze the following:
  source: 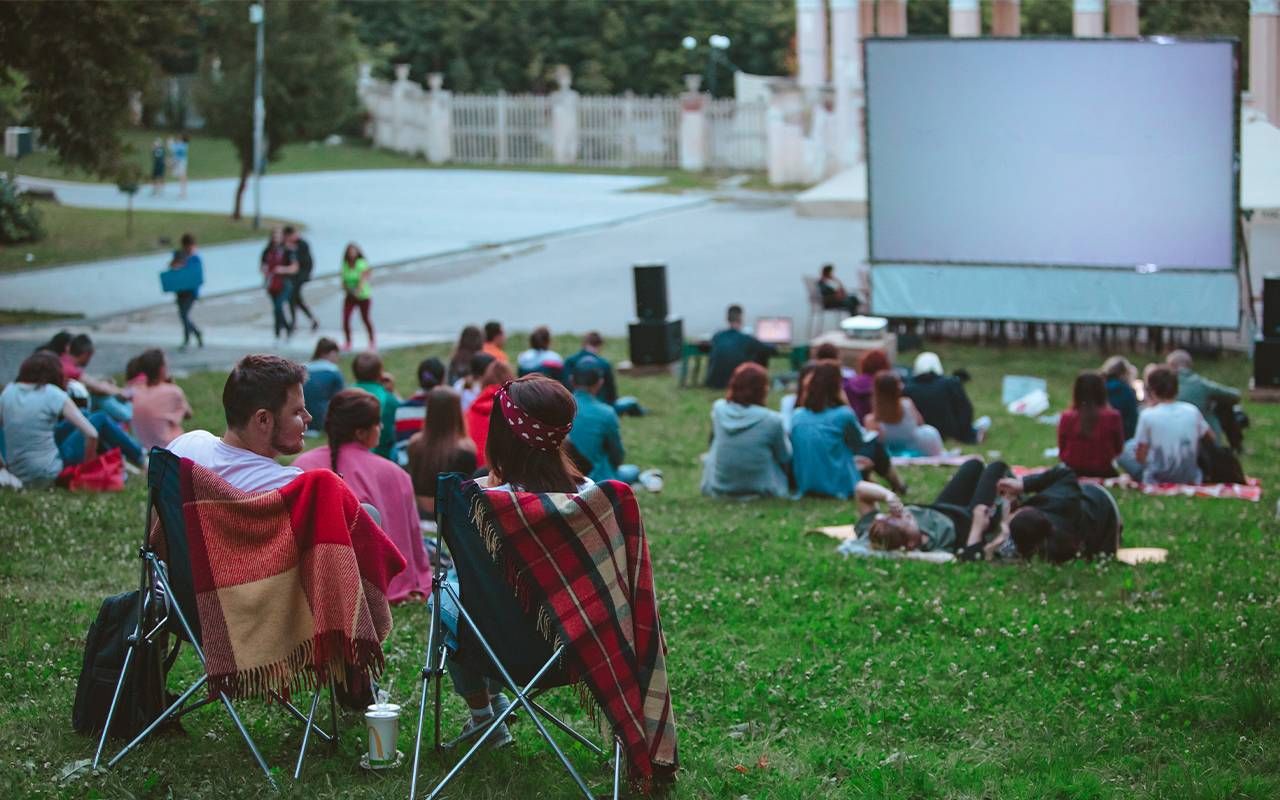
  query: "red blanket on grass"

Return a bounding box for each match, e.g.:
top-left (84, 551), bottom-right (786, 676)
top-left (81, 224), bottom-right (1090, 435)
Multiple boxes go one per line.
top-left (179, 460), bottom-right (405, 699)
top-left (1010, 465), bottom-right (1262, 502)
top-left (467, 479), bottom-right (678, 789)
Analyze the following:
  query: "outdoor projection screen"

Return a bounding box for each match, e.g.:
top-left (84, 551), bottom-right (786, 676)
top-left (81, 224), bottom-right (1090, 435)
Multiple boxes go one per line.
top-left (864, 38), bottom-right (1239, 328)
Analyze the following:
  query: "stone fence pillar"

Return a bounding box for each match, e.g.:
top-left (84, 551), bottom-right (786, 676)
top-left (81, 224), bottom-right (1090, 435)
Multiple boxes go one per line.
top-left (425, 73), bottom-right (452, 164)
top-left (1251, 0), bottom-right (1280, 128)
top-left (766, 79), bottom-right (808, 185)
top-left (391, 63), bottom-right (411, 153)
top-left (550, 65), bottom-right (580, 165)
top-left (992, 0), bottom-right (1021, 36)
top-left (679, 74), bottom-right (708, 172)
top-left (831, 0), bottom-right (863, 169)
top-left (1108, 0), bottom-right (1139, 37)
top-left (1073, 0), bottom-right (1104, 37)
top-left (949, 0), bottom-right (980, 37)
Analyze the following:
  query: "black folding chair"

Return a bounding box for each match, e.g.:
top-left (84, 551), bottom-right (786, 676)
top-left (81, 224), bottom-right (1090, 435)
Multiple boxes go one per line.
top-left (408, 473), bottom-right (622, 800)
top-left (92, 448), bottom-right (339, 787)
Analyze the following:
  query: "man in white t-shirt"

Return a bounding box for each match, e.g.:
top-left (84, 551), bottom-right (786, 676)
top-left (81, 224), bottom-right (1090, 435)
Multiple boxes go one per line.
top-left (1119, 365), bottom-right (1212, 485)
top-left (168, 354), bottom-right (311, 493)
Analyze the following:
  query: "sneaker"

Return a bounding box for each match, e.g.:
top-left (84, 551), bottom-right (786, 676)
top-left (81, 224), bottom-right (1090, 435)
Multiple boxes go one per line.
top-left (973, 415), bottom-right (993, 444)
top-left (638, 469), bottom-right (664, 493)
top-left (489, 692), bottom-right (516, 723)
top-left (459, 713), bottom-right (512, 750)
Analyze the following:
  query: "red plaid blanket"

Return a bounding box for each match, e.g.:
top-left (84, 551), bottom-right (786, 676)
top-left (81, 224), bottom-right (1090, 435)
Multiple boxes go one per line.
top-left (179, 460), bottom-right (405, 699)
top-left (467, 479), bottom-right (678, 789)
top-left (1010, 465), bottom-right (1262, 502)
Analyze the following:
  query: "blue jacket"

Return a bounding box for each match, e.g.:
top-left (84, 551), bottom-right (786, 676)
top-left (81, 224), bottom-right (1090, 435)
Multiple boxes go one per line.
top-left (303, 360), bottom-right (344, 431)
top-left (1105, 377), bottom-right (1138, 440)
top-left (701, 399), bottom-right (790, 497)
top-left (568, 389), bottom-right (624, 483)
top-left (789, 405), bottom-right (864, 498)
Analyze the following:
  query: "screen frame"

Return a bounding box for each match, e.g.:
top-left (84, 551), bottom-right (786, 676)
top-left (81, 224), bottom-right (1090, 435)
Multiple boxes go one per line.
top-left (862, 36), bottom-right (1241, 276)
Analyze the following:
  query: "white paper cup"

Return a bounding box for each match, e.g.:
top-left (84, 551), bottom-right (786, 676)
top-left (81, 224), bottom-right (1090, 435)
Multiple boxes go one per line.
top-left (366, 709), bottom-right (400, 765)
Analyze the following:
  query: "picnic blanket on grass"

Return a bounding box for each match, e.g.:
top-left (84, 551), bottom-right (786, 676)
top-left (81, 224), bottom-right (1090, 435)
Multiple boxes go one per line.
top-left (890, 452), bottom-right (973, 467)
top-left (177, 461), bottom-right (405, 699)
top-left (809, 525), bottom-right (957, 563)
top-left (1010, 465), bottom-right (1261, 502)
top-left (467, 479), bottom-right (677, 790)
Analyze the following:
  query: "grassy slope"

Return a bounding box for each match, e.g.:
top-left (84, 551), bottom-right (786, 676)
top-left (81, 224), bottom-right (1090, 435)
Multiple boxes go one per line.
top-left (1, 340), bottom-right (1277, 799)
top-left (0, 204), bottom-right (293, 275)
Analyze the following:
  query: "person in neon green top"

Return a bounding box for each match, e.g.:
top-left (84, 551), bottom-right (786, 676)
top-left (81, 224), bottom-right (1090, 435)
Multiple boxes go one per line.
top-left (341, 243), bottom-right (375, 351)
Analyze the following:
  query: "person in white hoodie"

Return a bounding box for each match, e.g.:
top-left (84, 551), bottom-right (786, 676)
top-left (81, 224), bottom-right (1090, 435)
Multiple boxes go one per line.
top-left (702, 362), bottom-right (791, 498)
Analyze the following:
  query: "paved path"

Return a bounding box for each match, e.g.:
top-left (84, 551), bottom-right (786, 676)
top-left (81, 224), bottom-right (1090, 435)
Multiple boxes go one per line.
top-left (0, 199), bottom-right (866, 378)
top-left (3, 169), bottom-right (703, 316)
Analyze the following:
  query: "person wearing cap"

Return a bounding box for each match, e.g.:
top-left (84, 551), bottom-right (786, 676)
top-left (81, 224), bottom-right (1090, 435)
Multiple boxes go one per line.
top-left (567, 359), bottom-right (639, 484)
top-left (903, 352), bottom-right (990, 444)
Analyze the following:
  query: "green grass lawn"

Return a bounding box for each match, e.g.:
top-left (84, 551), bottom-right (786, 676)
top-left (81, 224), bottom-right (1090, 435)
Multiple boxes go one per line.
top-left (0, 203), bottom-right (293, 275)
top-left (1, 339), bottom-right (1277, 799)
top-left (3, 128), bottom-right (760, 193)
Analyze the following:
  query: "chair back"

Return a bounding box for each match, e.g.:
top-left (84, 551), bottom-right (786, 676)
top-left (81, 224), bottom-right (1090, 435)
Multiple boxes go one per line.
top-left (435, 473), bottom-right (569, 687)
top-left (147, 447), bottom-right (202, 645)
top-left (802, 275), bottom-right (822, 307)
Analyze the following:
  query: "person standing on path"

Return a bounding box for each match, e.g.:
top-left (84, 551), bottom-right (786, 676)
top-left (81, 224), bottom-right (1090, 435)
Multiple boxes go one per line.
top-left (150, 138), bottom-right (166, 195)
top-left (169, 233), bottom-right (204, 350)
top-left (285, 225), bottom-right (318, 332)
top-left (260, 227), bottom-right (299, 342)
top-left (341, 242), bottom-right (375, 351)
top-left (168, 134), bottom-right (190, 200)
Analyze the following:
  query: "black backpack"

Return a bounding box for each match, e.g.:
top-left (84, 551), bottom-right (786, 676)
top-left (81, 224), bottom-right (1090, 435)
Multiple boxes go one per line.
top-left (72, 590), bottom-right (180, 739)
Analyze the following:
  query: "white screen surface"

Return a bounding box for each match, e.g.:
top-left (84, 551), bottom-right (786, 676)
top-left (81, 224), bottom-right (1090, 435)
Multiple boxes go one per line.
top-left (866, 39), bottom-right (1236, 270)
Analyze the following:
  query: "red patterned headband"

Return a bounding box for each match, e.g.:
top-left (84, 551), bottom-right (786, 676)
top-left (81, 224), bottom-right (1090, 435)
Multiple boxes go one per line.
top-left (494, 380), bottom-right (571, 451)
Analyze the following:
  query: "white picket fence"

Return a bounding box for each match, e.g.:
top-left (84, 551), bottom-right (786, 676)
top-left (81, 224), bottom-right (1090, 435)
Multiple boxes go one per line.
top-left (707, 98), bottom-right (769, 171)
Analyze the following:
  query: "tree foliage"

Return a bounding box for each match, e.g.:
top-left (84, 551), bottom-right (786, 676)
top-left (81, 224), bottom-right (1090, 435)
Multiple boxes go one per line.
top-left (0, 0), bottom-right (191, 179)
top-left (344, 0), bottom-right (795, 97)
top-left (196, 0), bottom-right (362, 218)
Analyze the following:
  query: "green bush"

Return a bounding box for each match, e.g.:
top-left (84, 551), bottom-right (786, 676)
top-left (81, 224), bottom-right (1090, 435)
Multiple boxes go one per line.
top-left (0, 174), bottom-right (44, 244)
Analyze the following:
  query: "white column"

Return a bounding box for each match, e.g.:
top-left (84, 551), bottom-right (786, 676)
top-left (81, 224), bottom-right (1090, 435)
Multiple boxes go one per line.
top-left (1252, 0), bottom-right (1280, 127)
top-left (831, 0), bottom-right (863, 168)
top-left (1108, 0), bottom-right (1139, 37)
top-left (1073, 0), bottom-right (1104, 38)
top-left (878, 0), bottom-right (908, 37)
top-left (550, 65), bottom-right (579, 165)
top-left (390, 63), bottom-right (411, 154)
top-left (425, 73), bottom-right (451, 164)
top-left (950, 0), bottom-right (980, 37)
top-left (992, 0), bottom-right (1021, 36)
top-left (796, 0), bottom-right (828, 92)
top-left (679, 75), bottom-right (708, 172)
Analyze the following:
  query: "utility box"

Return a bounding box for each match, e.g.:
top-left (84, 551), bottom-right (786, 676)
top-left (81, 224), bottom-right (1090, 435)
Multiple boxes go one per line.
top-left (4, 127), bottom-right (33, 158)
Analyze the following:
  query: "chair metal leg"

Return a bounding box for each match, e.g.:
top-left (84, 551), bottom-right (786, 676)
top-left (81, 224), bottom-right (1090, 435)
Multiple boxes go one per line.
top-left (328, 678), bottom-right (339, 750)
top-left (410, 565), bottom-right (450, 800)
top-left (272, 691), bottom-right (332, 742)
top-left (612, 738), bottom-right (622, 800)
top-left (220, 691), bottom-right (277, 789)
top-left (108, 674), bottom-right (207, 768)
top-left (523, 697), bottom-right (605, 756)
top-left (409, 672), bottom-right (433, 800)
top-left (92, 640), bottom-right (136, 769)
top-left (292, 689), bottom-right (323, 780)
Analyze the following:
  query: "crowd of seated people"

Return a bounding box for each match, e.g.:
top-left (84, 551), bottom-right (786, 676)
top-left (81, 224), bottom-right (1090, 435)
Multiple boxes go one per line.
top-left (864, 369), bottom-right (944, 457)
top-left (516, 326), bottom-right (565, 381)
top-left (904, 352), bottom-right (989, 444)
top-left (466, 359), bottom-right (515, 468)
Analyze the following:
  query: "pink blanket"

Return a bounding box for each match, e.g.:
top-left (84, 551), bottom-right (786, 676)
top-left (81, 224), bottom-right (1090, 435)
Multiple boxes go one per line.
top-left (1010, 466), bottom-right (1261, 503)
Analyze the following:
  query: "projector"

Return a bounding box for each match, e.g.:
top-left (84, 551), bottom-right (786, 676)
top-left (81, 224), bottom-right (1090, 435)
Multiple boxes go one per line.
top-left (840, 315), bottom-right (889, 340)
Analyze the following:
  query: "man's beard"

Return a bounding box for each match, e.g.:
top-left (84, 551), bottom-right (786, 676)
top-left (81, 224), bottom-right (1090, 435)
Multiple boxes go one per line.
top-left (270, 419), bottom-right (303, 455)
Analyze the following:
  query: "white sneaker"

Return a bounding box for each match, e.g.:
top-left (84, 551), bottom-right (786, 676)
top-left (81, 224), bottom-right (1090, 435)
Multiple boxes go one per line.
top-left (973, 415), bottom-right (992, 443)
top-left (638, 469), bottom-right (664, 493)
top-left (459, 713), bottom-right (512, 749)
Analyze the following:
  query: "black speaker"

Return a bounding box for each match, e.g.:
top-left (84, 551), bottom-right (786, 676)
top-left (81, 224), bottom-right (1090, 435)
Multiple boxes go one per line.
top-left (628, 318), bottom-right (683, 365)
top-left (633, 263), bottom-right (669, 322)
top-left (1256, 339), bottom-right (1280, 387)
top-left (1264, 276), bottom-right (1280, 339)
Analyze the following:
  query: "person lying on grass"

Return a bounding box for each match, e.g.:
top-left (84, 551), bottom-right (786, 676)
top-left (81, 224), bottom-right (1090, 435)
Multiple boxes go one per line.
top-left (997, 466), bottom-right (1122, 563)
top-left (854, 458), bottom-right (1012, 561)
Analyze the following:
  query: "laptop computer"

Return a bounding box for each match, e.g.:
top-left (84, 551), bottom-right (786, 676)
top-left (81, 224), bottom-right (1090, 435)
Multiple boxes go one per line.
top-left (753, 316), bottom-right (793, 345)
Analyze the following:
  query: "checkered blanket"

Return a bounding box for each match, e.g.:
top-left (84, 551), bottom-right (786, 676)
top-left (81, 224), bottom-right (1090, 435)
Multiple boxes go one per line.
top-left (179, 460), bottom-right (405, 699)
top-left (1010, 465), bottom-right (1262, 502)
top-left (467, 479), bottom-right (678, 789)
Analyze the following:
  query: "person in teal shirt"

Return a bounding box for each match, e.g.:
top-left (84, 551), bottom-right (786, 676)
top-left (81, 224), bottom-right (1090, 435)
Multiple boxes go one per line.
top-left (352, 351), bottom-right (399, 459)
top-left (567, 358), bottom-right (639, 484)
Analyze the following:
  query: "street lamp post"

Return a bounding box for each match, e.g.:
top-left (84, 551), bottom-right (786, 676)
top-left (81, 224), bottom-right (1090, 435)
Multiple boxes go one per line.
top-left (681, 34), bottom-right (736, 97)
top-left (250, 2), bottom-right (265, 230)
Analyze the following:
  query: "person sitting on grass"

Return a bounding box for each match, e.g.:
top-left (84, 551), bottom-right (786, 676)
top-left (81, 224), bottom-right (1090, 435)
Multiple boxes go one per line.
top-left (394, 357), bottom-right (446, 445)
top-left (562, 331), bottom-right (617, 406)
top-left (1101, 356), bottom-right (1139, 440)
top-left (454, 352), bottom-right (495, 413)
top-left (1116, 366), bottom-right (1212, 485)
top-left (303, 337), bottom-right (344, 432)
top-left (1166, 349), bottom-right (1243, 451)
top-left (0, 352), bottom-right (144, 488)
top-left (997, 465), bottom-right (1122, 562)
top-left (855, 459), bottom-right (1011, 561)
top-left (407, 386), bottom-right (478, 520)
top-left (166, 355), bottom-right (308, 493)
top-left (790, 361), bottom-right (907, 498)
top-left (568, 358), bottom-right (659, 488)
top-left (842, 348), bottom-right (889, 422)
top-left (351, 351), bottom-right (400, 459)
top-left (482, 320), bottom-right (509, 364)
top-left (1057, 371), bottom-right (1124, 478)
top-left (293, 389), bottom-right (432, 602)
top-left (701, 362), bottom-right (790, 498)
top-left (466, 359), bottom-right (515, 469)
top-left (62, 334), bottom-right (133, 424)
top-left (126, 348), bottom-right (193, 452)
top-left (863, 369), bottom-right (945, 457)
top-left (904, 352), bottom-right (989, 444)
top-left (706, 304), bottom-right (776, 390)
top-left (516, 326), bottom-right (564, 381)
top-left (447, 325), bottom-right (485, 385)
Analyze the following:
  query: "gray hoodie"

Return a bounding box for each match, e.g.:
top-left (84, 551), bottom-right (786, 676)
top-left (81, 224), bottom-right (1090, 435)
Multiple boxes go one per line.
top-left (701, 398), bottom-right (791, 498)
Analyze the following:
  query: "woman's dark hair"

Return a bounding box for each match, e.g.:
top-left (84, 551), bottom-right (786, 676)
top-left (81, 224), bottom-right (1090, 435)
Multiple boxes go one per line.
top-left (485, 374), bottom-right (583, 492)
top-left (727, 362), bottom-right (769, 407)
top-left (1071, 371), bottom-right (1109, 437)
top-left (69, 334), bottom-right (94, 358)
top-left (17, 351), bottom-right (66, 388)
top-left (407, 387), bottom-right (473, 496)
top-left (324, 389), bottom-right (382, 474)
top-left (1010, 507), bottom-right (1054, 559)
top-left (801, 361), bottom-right (847, 413)
top-left (417, 357), bottom-right (446, 391)
top-left (481, 359), bottom-right (514, 388)
top-left (813, 342), bottom-right (840, 361)
top-left (450, 325), bottom-right (484, 376)
top-left (222, 354), bottom-right (306, 429)
top-left (793, 360), bottom-right (819, 408)
top-left (1146, 366), bottom-right (1179, 400)
top-left (871, 370), bottom-right (905, 425)
top-left (858, 349), bottom-right (890, 376)
top-left (468, 352), bottom-right (496, 382)
top-left (312, 337), bottom-right (340, 361)
top-left (529, 326), bottom-right (551, 351)
top-left (131, 349), bottom-right (166, 385)
top-left (343, 242), bottom-right (365, 265)
top-left (35, 330), bottom-right (72, 356)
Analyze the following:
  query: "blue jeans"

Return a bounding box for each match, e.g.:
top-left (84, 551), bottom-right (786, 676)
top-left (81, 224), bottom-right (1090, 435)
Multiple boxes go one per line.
top-left (55, 411), bottom-right (145, 466)
top-left (91, 395), bottom-right (132, 424)
top-left (616, 464), bottom-right (641, 485)
top-left (271, 284), bottom-right (294, 338)
top-left (176, 290), bottom-right (201, 345)
top-left (427, 576), bottom-right (503, 698)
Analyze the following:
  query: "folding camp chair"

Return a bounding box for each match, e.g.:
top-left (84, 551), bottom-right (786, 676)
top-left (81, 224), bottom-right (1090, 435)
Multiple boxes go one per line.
top-left (92, 448), bottom-right (339, 787)
top-left (408, 473), bottom-right (622, 800)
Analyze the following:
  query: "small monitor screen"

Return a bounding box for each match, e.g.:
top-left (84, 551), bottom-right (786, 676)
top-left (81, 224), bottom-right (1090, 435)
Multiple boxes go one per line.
top-left (754, 317), bottom-right (793, 345)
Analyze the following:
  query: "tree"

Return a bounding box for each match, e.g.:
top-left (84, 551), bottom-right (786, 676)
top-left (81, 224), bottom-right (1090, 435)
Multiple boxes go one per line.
top-left (0, 1), bottom-right (191, 178)
top-left (197, 0), bottom-right (362, 219)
